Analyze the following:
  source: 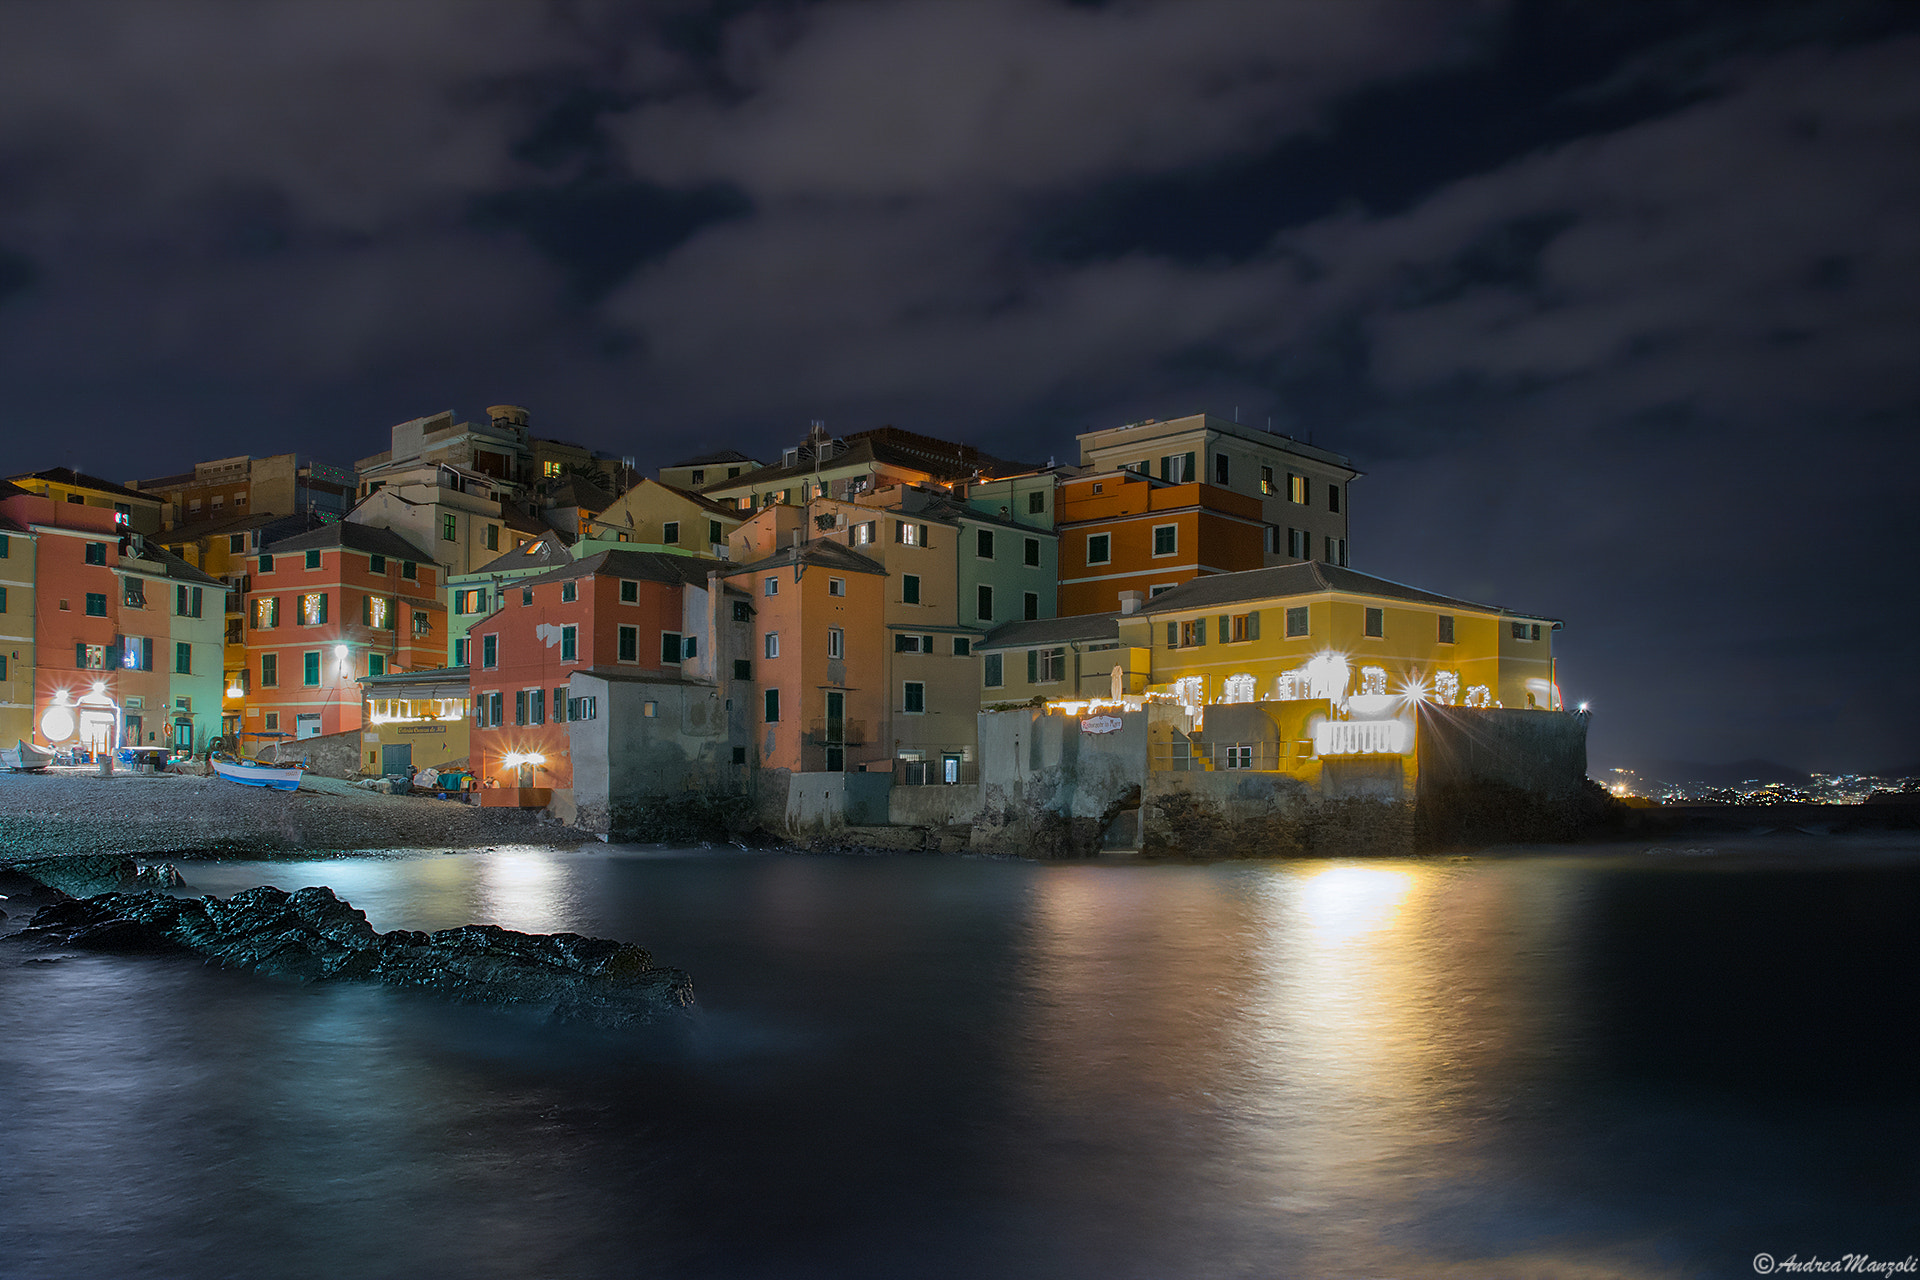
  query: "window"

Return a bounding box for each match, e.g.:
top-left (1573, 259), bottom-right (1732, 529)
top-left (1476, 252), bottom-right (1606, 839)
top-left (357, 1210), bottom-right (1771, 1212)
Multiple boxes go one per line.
top-left (764, 576), bottom-right (779, 596)
top-left (514, 690), bottom-right (527, 726)
top-left (1223, 745), bottom-right (1254, 770)
top-left (453, 638), bottom-right (469, 666)
top-left (76, 643), bottom-right (106, 669)
top-left (364, 596), bottom-right (391, 629)
top-left (1364, 607), bottom-right (1384, 638)
top-left (530, 689), bottom-right (545, 725)
top-left (85, 592), bottom-right (107, 617)
top-left (178, 585), bottom-right (203, 617)
top-left (1160, 452), bottom-right (1195, 483)
top-left (1286, 606), bottom-right (1309, 638)
top-left (902, 574), bottom-right (920, 605)
top-left (561, 581), bottom-right (577, 603)
top-left (1325, 537), bottom-right (1347, 566)
top-left (1261, 466), bottom-right (1275, 495)
top-left (1152, 524), bottom-right (1177, 557)
top-left (976, 584), bottom-right (993, 621)
top-left (732, 600), bottom-right (751, 622)
top-left (124, 578), bottom-right (146, 609)
top-left (1024, 592), bottom-right (1038, 620)
top-left (983, 653), bottom-right (1003, 688)
top-left (663, 521), bottom-right (680, 545)
top-left (903, 681), bottom-right (925, 714)
top-left (174, 642), bottom-right (192, 674)
top-left (709, 520), bottom-right (724, 545)
top-left (1288, 528), bottom-right (1310, 559)
top-left (0, 534), bottom-right (7, 558)
top-left (442, 515), bottom-right (457, 542)
top-left (543, 460), bottom-right (564, 478)
top-left (660, 631), bottom-right (682, 664)
top-left (765, 632), bottom-right (779, 659)
top-left (690, 469), bottom-right (705, 486)
top-left (298, 592), bottom-right (326, 625)
top-left (370, 553), bottom-right (386, 573)
top-left (1030, 647), bottom-right (1066, 683)
top-left (1228, 612), bottom-right (1259, 642)
top-left (733, 659), bottom-right (752, 680)
top-left (402, 561), bottom-right (416, 581)
top-left (0, 585), bottom-right (6, 612)
top-left (305, 548), bottom-right (320, 570)
top-left (259, 553), bottom-right (274, 573)
top-left (522, 586), bottom-right (534, 606)
top-left (455, 588), bottom-right (484, 615)
top-left (851, 521), bottom-right (876, 546)
top-left (1214, 454), bottom-right (1230, 486)
top-left (121, 637), bottom-right (151, 670)
top-left (85, 541), bottom-right (107, 565)
top-left (895, 634), bottom-right (929, 653)
top-left (264, 712), bottom-right (280, 731)
top-left (567, 696), bottom-right (598, 722)
top-left (976, 529), bottom-right (993, 559)
top-left (485, 524), bottom-right (499, 551)
top-left (482, 634), bottom-right (498, 668)
top-left (953, 637), bottom-right (971, 657)
top-left (897, 521), bottom-right (926, 547)
top-left (618, 625), bottom-right (638, 662)
top-left (1028, 490), bottom-right (1046, 514)
top-left (1176, 618), bottom-right (1207, 648)
top-left (1288, 473), bottom-right (1309, 504)
top-left (261, 653), bottom-right (278, 687)
top-left (1511, 622), bottom-right (1541, 641)
top-left (763, 688), bottom-right (780, 723)
top-left (1023, 537), bottom-right (1040, 567)
top-left (827, 627), bottom-right (844, 659)
top-left (1438, 615), bottom-right (1455, 644)
top-left (828, 576), bottom-right (845, 597)
top-left (368, 653), bottom-right (385, 677)
top-left (1086, 533), bottom-right (1111, 565)
top-left (561, 625), bottom-right (577, 661)
top-left (1328, 484), bottom-right (1342, 513)
top-left (303, 651), bottom-right (320, 686)
top-left (554, 687), bottom-right (566, 719)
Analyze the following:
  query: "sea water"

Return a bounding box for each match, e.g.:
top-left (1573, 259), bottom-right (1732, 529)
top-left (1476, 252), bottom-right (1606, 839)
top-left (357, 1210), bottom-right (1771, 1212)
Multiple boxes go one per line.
top-left (2, 838), bottom-right (1916, 1278)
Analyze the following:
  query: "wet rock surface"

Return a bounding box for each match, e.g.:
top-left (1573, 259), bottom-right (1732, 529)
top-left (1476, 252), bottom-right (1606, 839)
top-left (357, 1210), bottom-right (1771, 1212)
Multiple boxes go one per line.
top-left (7, 884), bottom-right (695, 1029)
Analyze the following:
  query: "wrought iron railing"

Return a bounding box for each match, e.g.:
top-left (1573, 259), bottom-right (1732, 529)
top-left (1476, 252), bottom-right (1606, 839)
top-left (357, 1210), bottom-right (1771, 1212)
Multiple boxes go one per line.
top-left (897, 759), bottom-right (978, 786)
top-left (806, 718), bottom-right (867, 746)
top-left (1151, 740), bottom-right (1285, 772)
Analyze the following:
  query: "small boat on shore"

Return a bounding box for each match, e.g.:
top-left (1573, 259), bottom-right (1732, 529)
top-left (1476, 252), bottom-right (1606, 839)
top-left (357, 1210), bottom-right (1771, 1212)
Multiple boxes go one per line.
top-left (211, 753), bottom-right (304, 792)
top-left (2, 739), bottom-right (54, 772)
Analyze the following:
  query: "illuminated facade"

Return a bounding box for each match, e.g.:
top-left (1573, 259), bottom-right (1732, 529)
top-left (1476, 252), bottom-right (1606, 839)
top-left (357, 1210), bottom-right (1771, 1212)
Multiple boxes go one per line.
top-left (1053, 469), bottom-right (1267, 616)
top-left (240, 523), bottom-right (444, 740)
top-left (355, 665), bottom-right (470, 775)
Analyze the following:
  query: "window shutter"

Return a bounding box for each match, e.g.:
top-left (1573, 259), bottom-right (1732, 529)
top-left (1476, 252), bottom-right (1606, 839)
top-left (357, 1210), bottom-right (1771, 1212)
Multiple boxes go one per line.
top-left (1184, 452), bottom-right (1195, 482)
top-left (921, 635), bottom-right (934, 651)
top-left (386, 599), bottom-right (396, 630)
top-left (895, 635), bottom-right (909, 653)
top-left (1196, 617), bottom-right (1207, 645)
top-left (918, 524), bottom-right (929, 547)
top-left (191, 587), bottom-right (202, 617)
top-left (1219, 615), bottom-right (1230, 643)
top-left (362, 595), bottom-right (370, 625)
top-left (894, 520), bottom-right (904, 542)
top-left (1247, 611), bottom-right (1260, 640)
top-left (1027, 649), bottom-right (1038, 683)
top-left (1166, 622), bottom-right (1177, 648)
top-left (76, 642), bottom-right (86, 668)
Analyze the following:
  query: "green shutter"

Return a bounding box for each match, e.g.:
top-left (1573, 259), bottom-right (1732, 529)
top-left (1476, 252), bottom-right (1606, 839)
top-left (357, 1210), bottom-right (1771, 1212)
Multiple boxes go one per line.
top-left (1219, 615), bottom-right (1230, 642)
top-left (1166, 622), bottom-right (1177, 648)
top-left (1027, 649), bottom-right (1038, 683)
top-left (1184, 452), bottom-right (1195, 481)
top-left (1195, 617), bottom-right (1207, 645)
top-left (76, 642), bottom-right (86, 668)
top-left (1246, 611), bottom-right (1260, 640)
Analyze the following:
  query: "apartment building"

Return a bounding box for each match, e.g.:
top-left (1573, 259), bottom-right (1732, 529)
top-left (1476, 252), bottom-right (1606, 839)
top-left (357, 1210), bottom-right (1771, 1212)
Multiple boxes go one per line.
top-left (1054, 470), bottom-right (1266, 616)
top-left (130, 453), bottom-right (352, 528)
top-left (0, 489), bottom-right (35, 745)
top-left (698, 424), bottom-right (1037, 514)
top-left (657, 449), bottom-right (759, 491)
top-left (584, 479), bottom-right (743, 557)
top-left (240, 523), bottom-right (444, 740)
top-left (6, 468), bottom-right (165, 536)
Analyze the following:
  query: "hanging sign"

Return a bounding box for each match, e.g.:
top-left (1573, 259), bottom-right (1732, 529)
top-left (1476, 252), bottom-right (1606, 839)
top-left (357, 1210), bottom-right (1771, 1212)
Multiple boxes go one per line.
top-left (1080, 716), bottom-right (1124, 735)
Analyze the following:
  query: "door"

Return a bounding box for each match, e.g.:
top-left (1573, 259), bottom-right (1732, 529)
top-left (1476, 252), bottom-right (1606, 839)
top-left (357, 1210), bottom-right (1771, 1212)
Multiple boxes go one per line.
top-left (381, 743), bottom-right (411, 777)
top-left (942, 753), bottom-right (962, 784)
top-left (123, 714), bottom-right (142, 747)
top-left (172, 719), bottom-right (192, 752)
top-left (825, 691), bottom-right (844, 742)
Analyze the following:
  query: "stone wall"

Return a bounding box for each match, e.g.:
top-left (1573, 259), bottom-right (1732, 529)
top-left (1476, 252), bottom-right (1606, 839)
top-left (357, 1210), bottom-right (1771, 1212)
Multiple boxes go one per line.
top-left (258, 728), bottom-right (362, 779)
top-left (1413, 705), bottom-right (1597, 847)
top-left (887, 782), bottom-right (981, 828)
top-left (1140, 771), bottom-right (1412, 858)
top-left (969, 708), bottom-right (1146, 858)
top-left (568, 672), bottom-right (751, 842)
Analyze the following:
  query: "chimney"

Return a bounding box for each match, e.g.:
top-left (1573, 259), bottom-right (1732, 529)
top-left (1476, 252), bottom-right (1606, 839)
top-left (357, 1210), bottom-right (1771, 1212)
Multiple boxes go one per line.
top-left (1117, 590), bottom-right (1144, 616)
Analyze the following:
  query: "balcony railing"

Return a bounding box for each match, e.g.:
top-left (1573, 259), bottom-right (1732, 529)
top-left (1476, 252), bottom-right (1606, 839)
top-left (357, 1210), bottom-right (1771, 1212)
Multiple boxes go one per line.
top-left (897, 759), bottom-right (978, 786)
top-left (1151, 741), bottom-right (1286, 773)
top-left (806, 718), bottom-right (867, 746)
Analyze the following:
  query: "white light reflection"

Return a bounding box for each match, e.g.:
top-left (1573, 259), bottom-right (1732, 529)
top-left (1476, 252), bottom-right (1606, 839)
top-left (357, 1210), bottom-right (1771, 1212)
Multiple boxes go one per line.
top-left (474, 850), bottom-right (569, 933)
top-left (1297, 865), bottom-right (1414, 943)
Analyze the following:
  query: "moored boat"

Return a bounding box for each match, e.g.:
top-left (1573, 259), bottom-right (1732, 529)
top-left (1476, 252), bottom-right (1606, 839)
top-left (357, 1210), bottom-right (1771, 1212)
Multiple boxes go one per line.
top-left (211, 753), bottom-right (304, 792)
top-left (2, 739), bottom-right (55, 772)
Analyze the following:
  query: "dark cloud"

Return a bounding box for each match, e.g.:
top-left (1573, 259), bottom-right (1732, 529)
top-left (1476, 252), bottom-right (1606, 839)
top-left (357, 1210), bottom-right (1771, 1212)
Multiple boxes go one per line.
top-left (0, 0), bottom-right (1914, 769)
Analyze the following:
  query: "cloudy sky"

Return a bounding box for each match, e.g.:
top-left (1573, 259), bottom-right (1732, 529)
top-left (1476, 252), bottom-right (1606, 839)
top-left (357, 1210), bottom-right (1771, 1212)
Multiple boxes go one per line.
top-left (2, 0), bottom-right (1915, 773)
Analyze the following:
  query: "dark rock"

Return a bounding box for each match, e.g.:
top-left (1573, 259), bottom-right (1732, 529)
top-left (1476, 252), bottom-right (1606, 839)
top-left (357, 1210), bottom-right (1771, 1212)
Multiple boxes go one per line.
top-left (8, 885), bottom-right (694, 1028)
top-left (4, 854), bottom-right (141, 897)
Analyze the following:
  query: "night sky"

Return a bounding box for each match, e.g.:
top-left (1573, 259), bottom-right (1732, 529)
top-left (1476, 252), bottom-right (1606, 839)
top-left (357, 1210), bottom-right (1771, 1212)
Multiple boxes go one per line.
top-left (2, 1), bottom-right (1915, 775)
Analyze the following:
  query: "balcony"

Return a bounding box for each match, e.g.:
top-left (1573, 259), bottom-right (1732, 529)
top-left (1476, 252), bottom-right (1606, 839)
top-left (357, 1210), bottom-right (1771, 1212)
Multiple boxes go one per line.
top-left (806, 718), bottom-right (867, 746)
top-left (897, 759), bottom-right (978, 786)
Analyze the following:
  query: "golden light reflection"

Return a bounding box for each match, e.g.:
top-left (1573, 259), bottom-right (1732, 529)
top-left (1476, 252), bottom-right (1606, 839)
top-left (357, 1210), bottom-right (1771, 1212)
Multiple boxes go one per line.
top-left (1296, 865), bottom-right (1414, 944)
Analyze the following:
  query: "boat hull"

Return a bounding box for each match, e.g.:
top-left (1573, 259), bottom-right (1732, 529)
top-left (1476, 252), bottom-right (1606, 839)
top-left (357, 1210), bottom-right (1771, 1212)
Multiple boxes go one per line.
top-left (212, 758), bottom-right (303, 792)
top-left (3, 739), bottom-right (54, 772)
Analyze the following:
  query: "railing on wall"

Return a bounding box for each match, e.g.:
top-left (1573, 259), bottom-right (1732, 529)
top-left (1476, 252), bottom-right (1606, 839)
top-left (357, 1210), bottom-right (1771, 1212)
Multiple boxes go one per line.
top-left (806, 718), bottom-right (868, 746)
top-left (1151, 741), bottom-right (1286, 772)
top-left (897, 759), bottom-right (978, 786)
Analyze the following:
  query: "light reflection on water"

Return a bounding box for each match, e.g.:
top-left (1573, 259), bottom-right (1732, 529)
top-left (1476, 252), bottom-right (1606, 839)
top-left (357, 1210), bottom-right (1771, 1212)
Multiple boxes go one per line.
top-left (3, 842), bottom-right (1916, 1279)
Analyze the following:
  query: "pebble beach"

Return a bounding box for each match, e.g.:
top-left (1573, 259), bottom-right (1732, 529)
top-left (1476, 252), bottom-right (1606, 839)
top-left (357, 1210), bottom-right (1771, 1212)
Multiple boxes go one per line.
top-left (0, 766), bottom-right (594, 858)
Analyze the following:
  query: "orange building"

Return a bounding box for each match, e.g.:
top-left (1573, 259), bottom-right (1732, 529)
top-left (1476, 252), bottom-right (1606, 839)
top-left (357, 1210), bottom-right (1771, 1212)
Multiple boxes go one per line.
top-left (240, 524), bottom-right (444, 740)
top-left (722, 539), bottom-right (888, 774)
top-left (1054, 471), bottom-right (1265, 616)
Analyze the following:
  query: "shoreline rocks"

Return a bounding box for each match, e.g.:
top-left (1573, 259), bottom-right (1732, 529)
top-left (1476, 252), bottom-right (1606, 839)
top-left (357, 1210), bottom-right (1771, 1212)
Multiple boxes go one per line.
top-left (5, 882), bottom-right (694, 1029)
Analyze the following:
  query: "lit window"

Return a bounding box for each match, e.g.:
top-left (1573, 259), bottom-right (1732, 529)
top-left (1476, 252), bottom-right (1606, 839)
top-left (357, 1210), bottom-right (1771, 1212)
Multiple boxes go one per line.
top-left (1288, 473), bottom-right (1308, 504)
top-left (300, 593), bottom-right (327, 625)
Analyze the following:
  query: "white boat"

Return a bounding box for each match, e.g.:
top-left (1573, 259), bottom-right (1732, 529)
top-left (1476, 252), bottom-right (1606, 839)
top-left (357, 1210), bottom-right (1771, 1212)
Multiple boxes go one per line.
top-left (2, 739), bottom-right (54, 772)
top-left (211, 754), bottom-right (304, 792)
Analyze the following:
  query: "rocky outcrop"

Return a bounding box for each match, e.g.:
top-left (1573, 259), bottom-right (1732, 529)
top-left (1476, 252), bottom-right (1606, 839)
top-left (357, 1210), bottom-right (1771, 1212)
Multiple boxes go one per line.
top-left (9, 884), bottom-right (694, 1029)
top-left (3, 854), bottom-right (183, 897)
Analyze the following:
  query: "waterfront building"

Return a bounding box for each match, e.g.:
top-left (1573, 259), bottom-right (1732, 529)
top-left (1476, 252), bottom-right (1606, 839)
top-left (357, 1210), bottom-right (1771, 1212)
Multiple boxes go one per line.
top-left (583, 478), bottom-right (743, 557)
top-left (1053, 467), bottom-right (1267, 617)
top-left (465, 549), bottom-right (744, 809)
top-left (355, 665), bottom-right (471, 776)
top-left (129, 453), bottom-right (353, 528)
top-left (1073, 413), bottom-right (1359, 571)
top-left (657, 449), bottom-right (760, 491)
top-left (976, 612), bottom-right (1146, 705)
top-left (240, 523), bottom-right (444, 740)
top-left (6, 468), bottom-right (165, 536)
top-left (0, 485), bottom-right (37, 746)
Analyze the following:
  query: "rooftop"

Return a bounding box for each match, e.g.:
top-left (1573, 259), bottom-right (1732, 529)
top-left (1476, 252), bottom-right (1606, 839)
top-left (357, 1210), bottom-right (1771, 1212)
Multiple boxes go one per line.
top-left (263, 520), bottom-right (437, 564)
top-left (8, 467), bottom-right (155, 503)
top-left (516, 548), bottom-right (724, 590)
top-left (1137, 561), bottom-right (1554, 620)
top-left (980, 612), bottom-right (1122, 650)
top-left (728, 538), bottom-right (888, 578)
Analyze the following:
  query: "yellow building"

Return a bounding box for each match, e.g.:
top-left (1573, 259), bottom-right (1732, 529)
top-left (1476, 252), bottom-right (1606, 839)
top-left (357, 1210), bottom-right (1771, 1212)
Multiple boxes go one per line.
top-left (1119, 561), bottom-right (1560, 790)
top-left (0, 501), bottom-right (35, 746)
top-left (585, 478), bottom-right (742, 556)
top-left (6, 468), bottom-right (165, 535)
top-left (355, 666), bottom-right (471, 775)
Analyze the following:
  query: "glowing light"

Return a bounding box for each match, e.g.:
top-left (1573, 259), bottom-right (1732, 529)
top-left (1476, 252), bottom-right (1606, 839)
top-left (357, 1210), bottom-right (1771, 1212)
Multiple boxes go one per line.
top-left (500, 751), bottom-right (548, 771)
top-left (52, 689), bottom-right (68, 705)
top-left (91, 680), bottom-right (105, 696)
top-left (1578, 701), bottom-right (1590, 712)
top-left (1359, 666), bottom-right (1387, 697)
top-left (333, 645), bottom-right (349, 658)
top-left (1464, 684), bottom-right (1493, 708)
top-left (40, 705), bottom-right (75, 743)
top-left (1221, 673), bottom-right (1256, 704)
top-left (1434, 670), bottom-right (1460, 705)
top-left (1313, 719), bottom-right (1408, 756)
top-left (1398, 673), bottom-right (1430, 703)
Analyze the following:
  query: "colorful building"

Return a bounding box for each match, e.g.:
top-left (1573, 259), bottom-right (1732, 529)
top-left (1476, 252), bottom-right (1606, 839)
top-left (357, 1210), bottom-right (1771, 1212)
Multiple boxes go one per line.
top-left (583, 478), bottom-right (742, 557)
top-left (657, 449), bottom-right (759, 491)
top-left (240, 523), bottom-right (444, 740)
top-left (0, 488), bottom-right (36, 746)
top-left (1053, 470), bottom-right (1266, 616)
top-left (977, 612), bottom-right (1147, 706)
top-left (698, 424), bottom-right (1037, 515)
top-left (445, 536), bottom-right (574, 668)
top-left (6, 468), bottom-right (165, 536)
top-left (129, 452), bottom-right (352, 528)
top-left (466, 548), bottom-right (731, 807)
top-left (355, 665), bottom-right (471, 776)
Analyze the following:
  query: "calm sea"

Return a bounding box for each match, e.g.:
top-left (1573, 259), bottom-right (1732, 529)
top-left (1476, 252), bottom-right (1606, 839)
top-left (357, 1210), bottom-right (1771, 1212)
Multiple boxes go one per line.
top-left (2, 838), bottom-right (1916, 1279)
